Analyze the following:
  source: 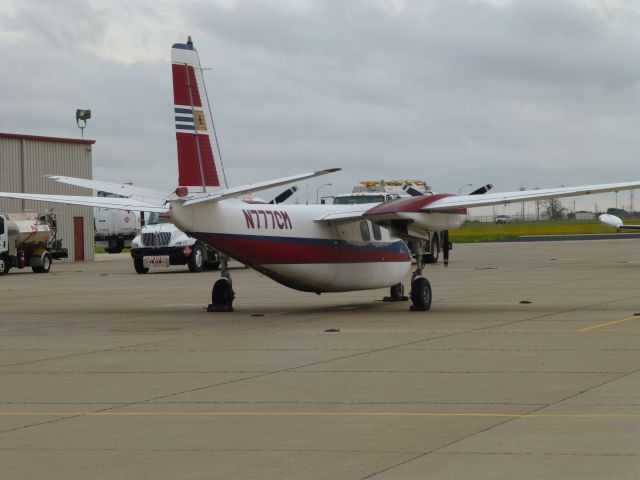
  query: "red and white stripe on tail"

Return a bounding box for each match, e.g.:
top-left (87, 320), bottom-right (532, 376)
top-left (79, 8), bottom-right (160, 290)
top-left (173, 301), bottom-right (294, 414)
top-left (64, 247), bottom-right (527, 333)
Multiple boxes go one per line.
top-left (171, 37), bottom-right (224, 191)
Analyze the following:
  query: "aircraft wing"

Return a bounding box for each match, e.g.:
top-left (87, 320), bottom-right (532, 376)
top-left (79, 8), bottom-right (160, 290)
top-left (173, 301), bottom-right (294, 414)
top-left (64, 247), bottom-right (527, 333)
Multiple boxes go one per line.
top-left (422, 181), bottom-right (640, 211)
top-left (47, 176), bottom-right (167, 204)
top-left (314, 205), bottom-right (378, 222)
top-left (0, 192), bottom-right (167, 212)
top-left (182, 168), bottom-right (341, 206)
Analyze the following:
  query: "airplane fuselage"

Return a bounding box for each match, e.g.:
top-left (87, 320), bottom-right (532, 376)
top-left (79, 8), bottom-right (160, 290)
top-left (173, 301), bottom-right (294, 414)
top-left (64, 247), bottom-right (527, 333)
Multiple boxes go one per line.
top-left (170, 199), bottom-right (466, 293)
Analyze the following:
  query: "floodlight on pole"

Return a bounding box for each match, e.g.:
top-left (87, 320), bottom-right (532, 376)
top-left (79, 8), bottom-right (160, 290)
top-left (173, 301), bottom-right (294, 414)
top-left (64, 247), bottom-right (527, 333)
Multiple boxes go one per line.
top-left (76, 109), bottom-right (91, 138)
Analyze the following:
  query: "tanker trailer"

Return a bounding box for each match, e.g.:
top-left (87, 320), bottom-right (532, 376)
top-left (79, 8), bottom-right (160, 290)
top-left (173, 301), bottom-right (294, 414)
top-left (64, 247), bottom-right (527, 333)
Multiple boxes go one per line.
top-left (0, 212), bottom-right (68, 275)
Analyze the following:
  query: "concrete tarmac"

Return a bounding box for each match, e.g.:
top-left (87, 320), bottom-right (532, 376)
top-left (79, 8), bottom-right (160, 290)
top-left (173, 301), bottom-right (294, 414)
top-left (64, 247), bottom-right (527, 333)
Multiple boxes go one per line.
top-left (1, 239), bottom-right (639, 479)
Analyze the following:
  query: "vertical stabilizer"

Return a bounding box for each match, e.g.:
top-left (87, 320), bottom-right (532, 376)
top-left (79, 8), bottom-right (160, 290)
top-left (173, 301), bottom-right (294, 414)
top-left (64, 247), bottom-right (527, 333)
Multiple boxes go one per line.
top-left (171, 37), bottom-right (224, 191)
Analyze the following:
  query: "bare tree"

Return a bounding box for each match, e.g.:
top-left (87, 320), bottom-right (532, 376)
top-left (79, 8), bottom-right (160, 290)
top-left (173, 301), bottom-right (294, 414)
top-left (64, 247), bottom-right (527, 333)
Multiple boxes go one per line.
top-left (542, 198), bottom-right (566, 220)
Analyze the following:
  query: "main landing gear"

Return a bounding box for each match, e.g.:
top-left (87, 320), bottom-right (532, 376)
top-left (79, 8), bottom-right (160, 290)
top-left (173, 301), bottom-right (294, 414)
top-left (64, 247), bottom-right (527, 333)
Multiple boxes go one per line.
top-left (207, 254), bottom-right (235, 312)
top-left (386, 233), bottom-right (446, 311)
top-left (408, 241), bottom-right (432, 312)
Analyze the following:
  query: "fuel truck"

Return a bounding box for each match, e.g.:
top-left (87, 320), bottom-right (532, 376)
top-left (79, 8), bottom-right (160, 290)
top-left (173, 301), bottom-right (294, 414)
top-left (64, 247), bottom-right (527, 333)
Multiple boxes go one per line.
top-left (0, 212), bottom-right (68, 275)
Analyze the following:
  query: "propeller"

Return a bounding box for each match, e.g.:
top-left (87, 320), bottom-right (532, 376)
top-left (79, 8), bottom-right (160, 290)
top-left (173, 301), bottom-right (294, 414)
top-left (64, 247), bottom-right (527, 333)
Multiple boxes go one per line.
top-left (269, 186), bottom-right (298, 204)
top-left (403, 183), bottom-right (493, 197)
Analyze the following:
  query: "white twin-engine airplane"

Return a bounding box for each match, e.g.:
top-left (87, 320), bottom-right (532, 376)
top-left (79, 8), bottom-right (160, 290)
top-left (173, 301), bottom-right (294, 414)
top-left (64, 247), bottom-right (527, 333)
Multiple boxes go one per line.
top-left (2, 37), bottom-right (640, 312)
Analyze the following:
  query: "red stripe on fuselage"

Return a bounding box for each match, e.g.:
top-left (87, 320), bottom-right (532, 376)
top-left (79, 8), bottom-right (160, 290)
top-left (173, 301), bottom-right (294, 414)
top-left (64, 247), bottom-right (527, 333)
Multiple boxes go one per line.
top-left (191, 233), bottom-right (411, 266)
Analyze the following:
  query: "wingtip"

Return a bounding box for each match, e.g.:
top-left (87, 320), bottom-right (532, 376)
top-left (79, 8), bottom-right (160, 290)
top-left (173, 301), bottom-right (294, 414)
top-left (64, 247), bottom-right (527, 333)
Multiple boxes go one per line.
top-left (320, 168), bottom-right (341, 174)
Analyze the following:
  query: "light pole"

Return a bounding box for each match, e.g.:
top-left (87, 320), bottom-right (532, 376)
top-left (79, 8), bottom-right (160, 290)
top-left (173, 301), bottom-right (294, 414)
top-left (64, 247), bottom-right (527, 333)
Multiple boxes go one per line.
top-left (76, 109), bottom-right (91, 138)
top-left (316, 183), bottom-right (331, 204)
top-left (458, 183), bottom-right (472, 195)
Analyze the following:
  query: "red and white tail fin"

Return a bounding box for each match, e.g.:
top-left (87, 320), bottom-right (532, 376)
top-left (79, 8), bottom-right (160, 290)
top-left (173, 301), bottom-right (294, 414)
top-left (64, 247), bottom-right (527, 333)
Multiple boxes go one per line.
top-left (171, 37), bottom-right (225, 192)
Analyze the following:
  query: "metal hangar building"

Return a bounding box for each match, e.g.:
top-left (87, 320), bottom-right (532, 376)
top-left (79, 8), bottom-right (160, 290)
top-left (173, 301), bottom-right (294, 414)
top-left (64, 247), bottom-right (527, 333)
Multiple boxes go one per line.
top-left (0, 132), bottom-right (95, 262)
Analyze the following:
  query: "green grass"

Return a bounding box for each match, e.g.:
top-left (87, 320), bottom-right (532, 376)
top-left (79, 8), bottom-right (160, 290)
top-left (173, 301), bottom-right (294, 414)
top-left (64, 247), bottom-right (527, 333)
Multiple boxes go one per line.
top-left (449, 220), bottom-right (616, 243)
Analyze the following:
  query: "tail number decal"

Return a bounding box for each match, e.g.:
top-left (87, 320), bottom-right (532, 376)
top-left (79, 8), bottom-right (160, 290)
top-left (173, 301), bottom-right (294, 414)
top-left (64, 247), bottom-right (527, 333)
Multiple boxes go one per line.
top-left (243, 210), bottom-right (292, 230)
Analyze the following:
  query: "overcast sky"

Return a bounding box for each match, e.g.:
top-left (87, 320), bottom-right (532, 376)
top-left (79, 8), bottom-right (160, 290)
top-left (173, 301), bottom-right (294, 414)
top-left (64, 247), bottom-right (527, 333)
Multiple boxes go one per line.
top-left (1, 0), bottom-right (639, 212)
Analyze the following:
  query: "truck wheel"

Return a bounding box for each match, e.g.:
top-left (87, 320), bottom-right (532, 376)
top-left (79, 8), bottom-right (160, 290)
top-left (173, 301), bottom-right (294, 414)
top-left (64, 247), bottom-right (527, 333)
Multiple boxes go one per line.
top-left (188, 244), bottom-right (205, 273)
top-left (0, 256), bottom-right (10, 275)
top-left (425, 234), bottom-right (440, 264)
top-left (105, 246), bottom-right (123, 254)
top-left (134, 257), bottom-right (149, 274)
top-left (32, 253), bottom-right (52, 273)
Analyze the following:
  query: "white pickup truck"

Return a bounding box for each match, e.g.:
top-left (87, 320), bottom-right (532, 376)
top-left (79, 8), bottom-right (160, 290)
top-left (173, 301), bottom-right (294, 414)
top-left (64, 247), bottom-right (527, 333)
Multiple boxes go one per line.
top-left (129, 212), bottom-right (220, 274)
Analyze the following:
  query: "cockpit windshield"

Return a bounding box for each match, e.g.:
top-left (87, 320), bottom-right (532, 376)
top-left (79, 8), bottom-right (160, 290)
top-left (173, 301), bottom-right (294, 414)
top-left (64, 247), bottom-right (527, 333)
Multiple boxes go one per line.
top-left (146, 212), bottom-right (172, 225)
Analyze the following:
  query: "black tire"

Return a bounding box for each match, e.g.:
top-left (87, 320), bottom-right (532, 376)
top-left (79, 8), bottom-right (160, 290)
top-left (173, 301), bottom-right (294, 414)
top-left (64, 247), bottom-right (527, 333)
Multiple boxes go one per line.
top-left (212, 278), bottom-right (234, 308)
top-left (425, 234), bottom-right (440, 264)
top-left (134, 257), bottom-right (149, 274)
top-left (390, 283), bottom-right (405, 301)
top-left (188, 244), bottom-right (205, 272)
top-left (0, 255), bottom-right (10, 276)
top-left (105, 246), bottom-right (123, 254)
top-left (204, 261), bottom-right (221, 271)
top-left (32, 253), bottom-right (52, 273)
top-left (410, 277), bottom-right (432, 311)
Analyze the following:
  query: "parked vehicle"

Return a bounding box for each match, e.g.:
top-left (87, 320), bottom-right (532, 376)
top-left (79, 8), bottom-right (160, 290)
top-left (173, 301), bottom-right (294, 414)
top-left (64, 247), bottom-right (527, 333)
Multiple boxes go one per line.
top-left (130, 212), bottom-right (220, 274)
top-left (0, 212), bottom-right (68, 275)
top-left (94, 191), bottom-right (142, 253)
top-left (495, 214), bottom-right (512, 224)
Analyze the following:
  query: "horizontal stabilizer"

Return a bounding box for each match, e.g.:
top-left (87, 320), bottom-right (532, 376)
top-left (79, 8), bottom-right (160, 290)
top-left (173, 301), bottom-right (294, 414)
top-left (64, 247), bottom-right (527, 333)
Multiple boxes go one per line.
top-left (182, 168), bottom-right (341, 206)
top-left (0, 192), bottom-right (167, 212)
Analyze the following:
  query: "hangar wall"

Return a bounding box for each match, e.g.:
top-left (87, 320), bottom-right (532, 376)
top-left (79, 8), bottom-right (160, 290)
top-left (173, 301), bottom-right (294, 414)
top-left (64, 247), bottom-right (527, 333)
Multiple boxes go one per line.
top-left (0, 133), bottom-right (95, 262)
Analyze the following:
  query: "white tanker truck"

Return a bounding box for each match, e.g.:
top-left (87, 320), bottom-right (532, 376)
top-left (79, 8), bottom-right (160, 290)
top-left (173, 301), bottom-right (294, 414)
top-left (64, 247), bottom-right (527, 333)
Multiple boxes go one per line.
top-left (0, 212), bottom-right (68, 275)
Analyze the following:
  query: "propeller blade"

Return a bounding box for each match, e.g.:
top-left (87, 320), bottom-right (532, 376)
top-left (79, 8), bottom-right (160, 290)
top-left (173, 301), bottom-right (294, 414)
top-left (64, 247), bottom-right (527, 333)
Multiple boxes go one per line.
top-left (402, 185), bottom-right (424, 197)
top-left (269, 186), bottom-right (298, 204)
top-left (469, 184), bottom-right (493, 195)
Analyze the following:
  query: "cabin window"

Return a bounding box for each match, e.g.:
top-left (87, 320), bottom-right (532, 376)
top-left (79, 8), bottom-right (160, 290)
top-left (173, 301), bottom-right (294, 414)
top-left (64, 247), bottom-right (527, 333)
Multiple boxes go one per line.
top-left (359, 221), bottom-right (371, 241)
top-left (0, 217), bottom-right (4, 234)
top-left (371, 222), bottom-right (382, 240)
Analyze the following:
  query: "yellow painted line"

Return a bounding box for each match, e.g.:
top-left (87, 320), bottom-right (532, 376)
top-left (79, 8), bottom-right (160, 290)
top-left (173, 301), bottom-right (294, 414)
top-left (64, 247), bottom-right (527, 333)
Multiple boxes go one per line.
top-left (1, 411), bottom-right (640, 418)
top-left (578, 315), bottom-right (640, 333)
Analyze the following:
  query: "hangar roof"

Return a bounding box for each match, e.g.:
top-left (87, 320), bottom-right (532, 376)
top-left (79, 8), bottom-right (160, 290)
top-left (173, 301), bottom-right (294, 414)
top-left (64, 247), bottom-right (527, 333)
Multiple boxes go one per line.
top-left (0, 132), bottom-right (95, 145)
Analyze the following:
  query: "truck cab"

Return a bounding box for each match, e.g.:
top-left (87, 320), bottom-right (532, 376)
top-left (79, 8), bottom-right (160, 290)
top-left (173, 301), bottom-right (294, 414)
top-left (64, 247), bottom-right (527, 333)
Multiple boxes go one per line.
top-left (129, 211), bottom-right (220, 274)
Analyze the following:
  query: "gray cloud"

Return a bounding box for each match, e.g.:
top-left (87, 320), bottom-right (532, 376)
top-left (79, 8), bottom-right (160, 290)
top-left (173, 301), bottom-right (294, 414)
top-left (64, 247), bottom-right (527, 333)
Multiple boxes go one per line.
top-left (1, 0), bottom-right (639, 210)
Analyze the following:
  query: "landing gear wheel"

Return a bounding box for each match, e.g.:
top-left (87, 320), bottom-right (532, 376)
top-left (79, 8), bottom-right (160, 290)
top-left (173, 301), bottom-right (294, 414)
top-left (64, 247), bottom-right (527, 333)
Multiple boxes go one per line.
top-left (208, 278), bottom-right (235, 312)
top-left (134, 257), bottom-right (149, 274)
top-left (425, 234), bottom-right (440, 264)
top-left (188, 244), bottom-right (205, 272)
top-left (410, 276), bottom-right (432, 311)
top-left (0, 255), bottom-right (10, 275)
top-left (383, 283), bottom-right (408, 302)
top-left (32, 253), bottom-right (52, 273)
